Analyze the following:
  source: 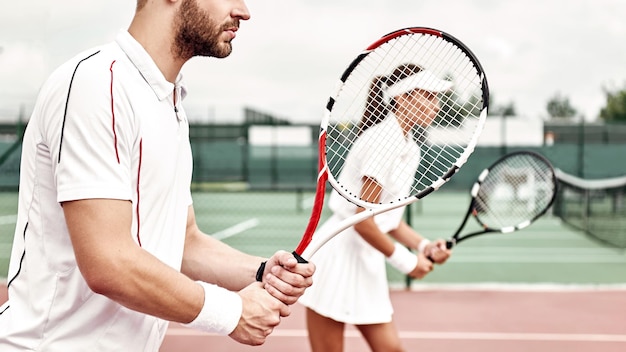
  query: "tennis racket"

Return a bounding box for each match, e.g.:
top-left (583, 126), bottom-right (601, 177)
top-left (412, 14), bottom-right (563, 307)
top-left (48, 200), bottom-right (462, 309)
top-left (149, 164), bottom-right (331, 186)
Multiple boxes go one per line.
top-left (291, 27), bottom-right (489, 263)
top-left (440, 150), bottom-right (557, 251)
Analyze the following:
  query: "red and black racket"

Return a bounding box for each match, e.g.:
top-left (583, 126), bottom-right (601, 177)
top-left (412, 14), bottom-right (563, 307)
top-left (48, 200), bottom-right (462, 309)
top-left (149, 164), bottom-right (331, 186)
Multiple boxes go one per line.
top-left (292, 27), bottom-right (489, 262)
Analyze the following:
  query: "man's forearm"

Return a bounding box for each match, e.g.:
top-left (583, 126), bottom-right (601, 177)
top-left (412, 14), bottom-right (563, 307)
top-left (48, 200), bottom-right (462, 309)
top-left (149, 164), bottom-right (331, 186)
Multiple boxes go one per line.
top-left (181, 231), bottom-right (263, 291)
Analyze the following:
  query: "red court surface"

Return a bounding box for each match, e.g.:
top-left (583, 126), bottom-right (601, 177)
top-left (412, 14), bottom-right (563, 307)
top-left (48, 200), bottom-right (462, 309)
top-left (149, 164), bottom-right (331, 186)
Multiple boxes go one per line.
top-left (2, 286), bottom-right (625, 351)
top-left (160, 287), bottom-right (626, 352)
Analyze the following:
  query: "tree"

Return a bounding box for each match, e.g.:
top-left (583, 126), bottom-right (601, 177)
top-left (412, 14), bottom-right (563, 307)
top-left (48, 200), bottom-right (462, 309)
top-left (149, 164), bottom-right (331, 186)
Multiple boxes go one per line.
top-left (546, 93), bottom-right (577, 119)
top-left (599, 85), bottom-right (626, 122)
top-left (490, 101), bottom-right (516, 117)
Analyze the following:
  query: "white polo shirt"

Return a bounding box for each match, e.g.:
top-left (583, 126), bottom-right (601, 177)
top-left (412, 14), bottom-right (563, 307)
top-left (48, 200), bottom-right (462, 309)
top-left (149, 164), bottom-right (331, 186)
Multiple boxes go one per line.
top-left (328, 115), bottom-right (421, 232)
top-left (0, 31), bottom-right (193, 351)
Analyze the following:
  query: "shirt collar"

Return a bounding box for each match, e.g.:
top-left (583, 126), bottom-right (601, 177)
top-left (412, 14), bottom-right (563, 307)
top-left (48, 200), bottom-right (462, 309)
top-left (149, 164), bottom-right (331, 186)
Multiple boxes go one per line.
top-left (115, 30), bottom-right (187, 101)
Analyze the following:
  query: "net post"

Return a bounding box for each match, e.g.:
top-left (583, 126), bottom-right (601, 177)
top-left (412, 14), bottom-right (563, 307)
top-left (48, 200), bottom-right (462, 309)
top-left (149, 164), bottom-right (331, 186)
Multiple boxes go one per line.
top-left (404, 204), bottom-right (413, 290)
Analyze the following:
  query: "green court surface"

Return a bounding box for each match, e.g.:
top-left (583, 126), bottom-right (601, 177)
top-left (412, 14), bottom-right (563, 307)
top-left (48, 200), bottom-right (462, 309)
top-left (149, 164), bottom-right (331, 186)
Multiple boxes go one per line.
top-left (1, 190), bottom-right (625, 286)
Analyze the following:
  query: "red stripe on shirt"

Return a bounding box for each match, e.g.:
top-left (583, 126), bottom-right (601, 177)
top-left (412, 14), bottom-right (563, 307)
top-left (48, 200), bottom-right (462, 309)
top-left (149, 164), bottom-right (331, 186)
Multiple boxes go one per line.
top-left (109, 60), bottom-right (120, 164)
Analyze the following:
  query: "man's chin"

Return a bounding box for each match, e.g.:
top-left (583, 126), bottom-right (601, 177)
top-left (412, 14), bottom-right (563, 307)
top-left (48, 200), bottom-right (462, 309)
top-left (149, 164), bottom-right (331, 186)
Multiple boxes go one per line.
top-left (213, 47), bottom-right (233, 59)
top-left (199, 43), bottom-right (232, 59)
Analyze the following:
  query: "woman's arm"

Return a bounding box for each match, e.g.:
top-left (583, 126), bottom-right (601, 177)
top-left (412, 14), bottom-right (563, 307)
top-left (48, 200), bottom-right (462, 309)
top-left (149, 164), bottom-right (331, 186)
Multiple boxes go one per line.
top-left (388, 221), bottom-right (427, 250)
top-left (389, 222), bottom-right (451, 264)
top-left (353, 177), bottom-right (396, 256)
top-left (352, 177), bottom-right (433, 278)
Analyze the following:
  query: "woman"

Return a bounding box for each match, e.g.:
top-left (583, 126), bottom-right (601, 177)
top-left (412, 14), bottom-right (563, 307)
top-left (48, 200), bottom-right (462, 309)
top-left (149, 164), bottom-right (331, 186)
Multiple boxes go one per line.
top-left (299, 63), bottom-right (453, 352)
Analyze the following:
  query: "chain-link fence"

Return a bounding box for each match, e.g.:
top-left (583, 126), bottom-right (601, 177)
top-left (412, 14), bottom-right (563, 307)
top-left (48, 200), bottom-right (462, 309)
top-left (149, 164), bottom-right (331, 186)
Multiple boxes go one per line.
top-left (2, 119), bottom-right (626, 285)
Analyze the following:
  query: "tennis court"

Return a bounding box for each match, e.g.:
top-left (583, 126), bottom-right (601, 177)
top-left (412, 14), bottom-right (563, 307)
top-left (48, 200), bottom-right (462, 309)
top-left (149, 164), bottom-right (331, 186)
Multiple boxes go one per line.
top-left (190, 189), bottom-right (626, 285)
top-left (159, 189), bottom-right (626, 351)
top-left (158, 289), bottom-right (626, 352)
top-left (1, 190), bottom-right (625, 351)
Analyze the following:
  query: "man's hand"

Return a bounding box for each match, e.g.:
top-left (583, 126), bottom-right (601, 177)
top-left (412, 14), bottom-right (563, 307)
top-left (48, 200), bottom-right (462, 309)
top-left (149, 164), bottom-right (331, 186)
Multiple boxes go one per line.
top-left (229, 282), bottom-right (288, 346)
top-left (260, 250), bottom-right (315, 305)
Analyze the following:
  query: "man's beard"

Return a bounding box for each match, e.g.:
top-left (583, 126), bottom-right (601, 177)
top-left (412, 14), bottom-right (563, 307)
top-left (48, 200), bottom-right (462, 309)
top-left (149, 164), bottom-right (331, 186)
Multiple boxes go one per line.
top-left (173, 0), bottom-right (235, 60)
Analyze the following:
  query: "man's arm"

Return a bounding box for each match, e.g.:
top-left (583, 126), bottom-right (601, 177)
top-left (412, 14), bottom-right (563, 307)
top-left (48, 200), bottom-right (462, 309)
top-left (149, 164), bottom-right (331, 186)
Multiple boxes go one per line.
top-left (63, 198), bottom-right (291, 345)
top-left (181, 205), bottom-right (315, 304)
top-left (181, 205), bottom-right (263, 290)
top-left (62, 198), bottom-right (204, 323)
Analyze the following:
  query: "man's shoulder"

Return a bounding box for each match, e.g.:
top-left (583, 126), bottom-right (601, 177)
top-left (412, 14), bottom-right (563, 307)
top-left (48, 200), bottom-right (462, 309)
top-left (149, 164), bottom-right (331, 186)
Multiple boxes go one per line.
top-left (40, 40), bottom-right (134, 96)
top-left (52, 41), bottom-right (124, 78)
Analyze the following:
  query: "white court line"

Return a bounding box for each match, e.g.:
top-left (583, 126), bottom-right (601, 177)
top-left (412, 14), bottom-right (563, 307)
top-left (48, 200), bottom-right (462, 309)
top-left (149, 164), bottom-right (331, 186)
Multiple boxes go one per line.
top-left (457, 247), bottom-right (623, 253)
top-left (210, 218), bottom-right (259, 240)
top-left (165, 328), bottom-right (626, 342)
top-left (448, 256), bottom-right (626, 263)
top-left (0, 215), bottom-right (16, 225)
top-left (395, 331), bottom-right (626, 342)
top-left (400, 282), bottom-right (626, 292)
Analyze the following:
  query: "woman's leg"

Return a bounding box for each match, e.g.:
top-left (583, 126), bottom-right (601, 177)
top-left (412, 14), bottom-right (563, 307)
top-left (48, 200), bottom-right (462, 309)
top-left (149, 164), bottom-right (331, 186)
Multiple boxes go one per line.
top-left (306, 307), bottom-right (346, 352)
top-left (356, 321), bottom-right (404, 352)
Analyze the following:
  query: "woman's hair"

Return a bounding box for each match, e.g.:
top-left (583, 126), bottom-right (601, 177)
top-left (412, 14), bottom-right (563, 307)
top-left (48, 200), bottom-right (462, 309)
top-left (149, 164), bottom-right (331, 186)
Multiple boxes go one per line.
top-left (359, 63), bottom-right (424, 134)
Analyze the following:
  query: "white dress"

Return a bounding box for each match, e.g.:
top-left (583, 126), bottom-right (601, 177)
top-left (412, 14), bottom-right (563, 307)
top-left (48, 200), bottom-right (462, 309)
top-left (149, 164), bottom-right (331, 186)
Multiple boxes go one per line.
top-left (298, 115), bottom-right (421, 324)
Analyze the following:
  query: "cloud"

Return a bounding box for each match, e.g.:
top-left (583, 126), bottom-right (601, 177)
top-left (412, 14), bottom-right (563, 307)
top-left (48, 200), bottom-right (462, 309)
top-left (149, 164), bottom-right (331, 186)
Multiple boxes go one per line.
top-left (1, 0), bottom-right (625, 123)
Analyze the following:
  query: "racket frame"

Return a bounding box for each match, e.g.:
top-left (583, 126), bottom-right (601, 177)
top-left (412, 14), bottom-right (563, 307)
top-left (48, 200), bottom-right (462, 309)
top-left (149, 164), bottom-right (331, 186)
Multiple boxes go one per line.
top-left (293, 27), bottom-right (490, 260)
top-left (447, 150), bottom-right (558, 249)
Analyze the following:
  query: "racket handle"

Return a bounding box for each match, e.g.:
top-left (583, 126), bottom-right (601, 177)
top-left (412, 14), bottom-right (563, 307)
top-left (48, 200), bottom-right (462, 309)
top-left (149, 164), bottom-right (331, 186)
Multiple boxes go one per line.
top-left (292, 251), bottom-right (309, 264)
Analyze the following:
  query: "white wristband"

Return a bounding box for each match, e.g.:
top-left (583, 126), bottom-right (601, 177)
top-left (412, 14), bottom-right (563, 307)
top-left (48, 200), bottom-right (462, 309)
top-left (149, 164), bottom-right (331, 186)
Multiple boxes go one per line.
top-left (386, 243), bottom-right (418, 274)
top-left (183, 281), bottom-right (243, 336)
top-left (417, 238), bottom-right (431, 253)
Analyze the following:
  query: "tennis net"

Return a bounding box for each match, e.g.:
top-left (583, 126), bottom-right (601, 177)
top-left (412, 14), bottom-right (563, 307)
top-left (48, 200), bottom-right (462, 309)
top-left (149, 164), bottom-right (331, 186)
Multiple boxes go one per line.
top-left (553, 169), bottom-right (626, 248)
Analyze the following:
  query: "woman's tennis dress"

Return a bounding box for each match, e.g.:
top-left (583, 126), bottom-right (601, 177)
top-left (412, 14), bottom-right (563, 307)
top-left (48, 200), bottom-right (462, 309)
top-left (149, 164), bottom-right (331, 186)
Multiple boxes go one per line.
top-left (299, 115), bottom-right (421, 324)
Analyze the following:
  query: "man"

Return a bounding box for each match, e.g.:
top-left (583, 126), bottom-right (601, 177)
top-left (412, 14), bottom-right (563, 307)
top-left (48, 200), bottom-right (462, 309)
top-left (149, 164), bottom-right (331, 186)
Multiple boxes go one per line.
top-left (0, 0), bottom-right (315, 350)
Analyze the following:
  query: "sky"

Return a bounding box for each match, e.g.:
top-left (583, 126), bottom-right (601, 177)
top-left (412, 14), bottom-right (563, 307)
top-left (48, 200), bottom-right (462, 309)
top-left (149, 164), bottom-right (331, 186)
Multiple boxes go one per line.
top-left (0, 0), bottom-right (625, 124)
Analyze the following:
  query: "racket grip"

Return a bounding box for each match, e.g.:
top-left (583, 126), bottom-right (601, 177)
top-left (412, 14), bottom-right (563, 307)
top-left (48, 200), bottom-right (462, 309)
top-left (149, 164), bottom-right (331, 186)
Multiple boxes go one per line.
top-left (292, 251), bottom-right (309, 264)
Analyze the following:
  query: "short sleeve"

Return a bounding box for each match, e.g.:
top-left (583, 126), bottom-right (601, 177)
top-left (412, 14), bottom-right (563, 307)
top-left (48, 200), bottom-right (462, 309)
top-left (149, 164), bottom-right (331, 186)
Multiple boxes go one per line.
top-left (47, 59), bottom-right (137, 203)
top-left (353, 131), bottom-right (395, 186)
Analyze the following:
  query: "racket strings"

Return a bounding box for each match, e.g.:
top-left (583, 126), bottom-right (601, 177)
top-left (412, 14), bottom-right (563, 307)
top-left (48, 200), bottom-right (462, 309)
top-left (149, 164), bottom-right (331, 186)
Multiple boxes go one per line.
top-left (325, 30), bottom-right (487, 206)
top-left (474, 155), bottom-right (556, 228)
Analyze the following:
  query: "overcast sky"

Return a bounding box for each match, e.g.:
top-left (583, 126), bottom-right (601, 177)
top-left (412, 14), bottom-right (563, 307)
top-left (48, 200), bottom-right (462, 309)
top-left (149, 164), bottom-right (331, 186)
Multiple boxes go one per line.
top-left (0, 0), bottom-right (624, 123)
